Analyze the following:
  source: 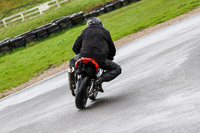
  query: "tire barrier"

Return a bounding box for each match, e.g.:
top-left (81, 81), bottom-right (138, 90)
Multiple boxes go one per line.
top-left (83, 11), bottom-right (97, 20)
top-left (52, 16), bottom-right (73, 30)
top-left (22, 31), bottom-right (37, 44)
top-left (113, 1), bottom-right (123, 9)
top-left (105, 3), bottom-right (114, 13)
top-left (0, 0), bottom-right (141, 54)
top-left (89, 11), bottom-right (98, 17)
top-left (45, 23), bottom-right (61, 35)
top-left (104, 2), bottom-right (113, 6)
top-left (10, 36), bottom-right (26, 48)
top-left (32, 27), bottom-right (49, 40)
top-left (97, 7), bottom-right (106, 16)
top-left (120, 0), bottom-right (130, 6)
top-left (0, 38), bottom-right (11, 54)
top-left (84, 13), bottom-right (90, 20)
top-left (70, 11), bottom-right (84, 25)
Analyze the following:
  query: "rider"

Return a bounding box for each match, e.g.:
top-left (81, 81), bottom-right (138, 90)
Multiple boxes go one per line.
top-left (68, 17), bottom-right (122, 96)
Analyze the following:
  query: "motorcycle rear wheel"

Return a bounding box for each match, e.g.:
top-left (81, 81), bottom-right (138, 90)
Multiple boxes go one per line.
top-left (75, 76), bottom-right (89, 109)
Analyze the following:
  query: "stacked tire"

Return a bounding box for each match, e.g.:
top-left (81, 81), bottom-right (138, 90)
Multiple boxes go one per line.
top-left (10, 36), bottom-right (25, 49)
top-left (113, 0), bottom-right (123, 9)
top-left (0, 39), bottom-right (11, 54)
top-left (105, 3), bottom-right (114, 12)
top-left (52, 16), bottom-right (73, 30)
top-left (84, 13), bottom-right (91, 20)
top-left (22, 31), bottom-right (37, 44)
top-left (89, 11), bottom-right (98, 18)
top-left (70, 11), bottom-right (84, 25)
top-left (45, 23), bottom-right (61, 35)
top-left (120, 0), bottom-right (130, 6)
top-left (97, 7), bottom-right (106, 16)
top-left (32, 27), bottom-right (49, 40)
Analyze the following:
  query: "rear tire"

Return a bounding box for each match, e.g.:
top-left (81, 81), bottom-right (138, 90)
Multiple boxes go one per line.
top-left (75, 76), bottom-right (89, 109)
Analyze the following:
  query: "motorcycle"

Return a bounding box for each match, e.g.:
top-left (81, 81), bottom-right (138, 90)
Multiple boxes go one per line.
top-left (71, 57), bottom-right (103, 109)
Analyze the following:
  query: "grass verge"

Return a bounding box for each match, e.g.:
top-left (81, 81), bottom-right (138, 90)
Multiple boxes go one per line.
top-left (0, 0), bottom-right (50, 17)
top-left (1, 0), bottom-right (200, 93)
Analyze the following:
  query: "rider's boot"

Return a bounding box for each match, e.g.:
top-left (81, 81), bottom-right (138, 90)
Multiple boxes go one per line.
top-left (68, 67), bottom-right (76, 96)
top-left (95, 78), bottom-right (104, 93)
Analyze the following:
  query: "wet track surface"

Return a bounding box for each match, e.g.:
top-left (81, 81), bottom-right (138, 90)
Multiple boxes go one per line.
top-left (1, 13), bottom-right (200, 133)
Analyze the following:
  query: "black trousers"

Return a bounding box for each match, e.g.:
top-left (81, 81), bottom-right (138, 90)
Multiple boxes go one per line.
top-left (69, 55), bottom-right (122, 82)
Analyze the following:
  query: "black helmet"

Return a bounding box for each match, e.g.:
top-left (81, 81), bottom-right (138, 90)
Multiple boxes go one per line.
top-left (86, 17), bottom-right (103, 27)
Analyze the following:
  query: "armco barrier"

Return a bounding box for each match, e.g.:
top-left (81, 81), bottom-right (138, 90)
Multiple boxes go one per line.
top-left (0, 0), bottom-right (140, 54)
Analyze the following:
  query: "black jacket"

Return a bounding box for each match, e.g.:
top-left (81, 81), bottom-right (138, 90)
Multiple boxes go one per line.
top-left (72, 24), bottom-right (116, 62)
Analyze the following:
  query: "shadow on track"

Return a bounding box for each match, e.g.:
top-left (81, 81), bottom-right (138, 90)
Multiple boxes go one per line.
top-left (78, 93), bottom-right (126, 111)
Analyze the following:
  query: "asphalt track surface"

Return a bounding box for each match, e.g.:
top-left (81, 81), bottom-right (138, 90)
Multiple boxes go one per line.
top-left (1, 13), bottom-right (200, 133)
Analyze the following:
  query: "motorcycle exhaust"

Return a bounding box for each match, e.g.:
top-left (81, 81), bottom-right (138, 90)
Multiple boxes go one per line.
top-left (68, 67), bottom-right (75, 96)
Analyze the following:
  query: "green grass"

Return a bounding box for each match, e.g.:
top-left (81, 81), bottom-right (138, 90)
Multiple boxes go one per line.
top-left (0, 0), bottom-right (50, 19)
top-left (1, 0), bottom-right (200, 93)
top-left (0, 0), bottom-right (115, 41)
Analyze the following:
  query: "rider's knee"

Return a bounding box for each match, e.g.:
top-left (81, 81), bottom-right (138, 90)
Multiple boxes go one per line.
top-left (116, 65), bottom-right (122, 75)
